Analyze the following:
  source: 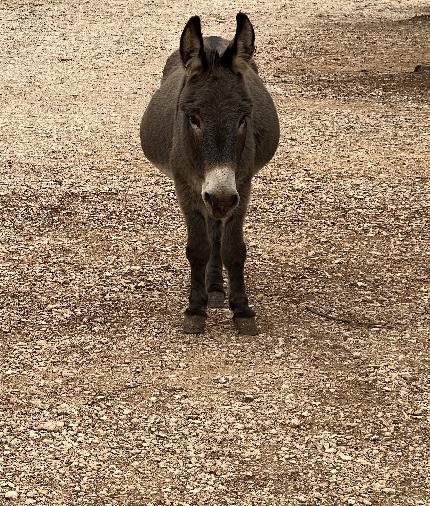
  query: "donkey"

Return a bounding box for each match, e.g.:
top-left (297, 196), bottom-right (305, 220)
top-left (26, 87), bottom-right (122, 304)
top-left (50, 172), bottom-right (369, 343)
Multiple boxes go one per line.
top-left (140, 13), bottom-right (279, 335)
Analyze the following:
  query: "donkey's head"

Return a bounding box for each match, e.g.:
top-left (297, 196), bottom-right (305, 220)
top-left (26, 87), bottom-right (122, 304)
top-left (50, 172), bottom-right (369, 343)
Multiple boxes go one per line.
top-left (179, 13), bottom-right (256, 219)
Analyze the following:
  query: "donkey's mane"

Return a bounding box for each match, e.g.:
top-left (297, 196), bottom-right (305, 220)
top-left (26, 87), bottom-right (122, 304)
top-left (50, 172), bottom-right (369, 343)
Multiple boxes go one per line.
top-left (205, 48), bottom-right (224, 69)
top-left (202, 45), bottom-right (254, 74)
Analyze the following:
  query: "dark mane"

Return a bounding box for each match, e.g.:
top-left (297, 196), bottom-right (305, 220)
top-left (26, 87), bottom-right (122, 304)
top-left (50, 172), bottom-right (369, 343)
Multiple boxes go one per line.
top-left (205, 48), bottom-right (222, 68)
top-left (203, 41), bottom-right (258, 74)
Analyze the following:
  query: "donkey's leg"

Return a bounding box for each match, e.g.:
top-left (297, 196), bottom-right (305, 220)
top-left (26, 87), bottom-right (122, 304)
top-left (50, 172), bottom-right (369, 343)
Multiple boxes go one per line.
top-left (206, 217), bottom-right (225, 308)
top-left (222, 200), bottom-right (257, 336)
top-left (183, 210), bottom-right (210, 333)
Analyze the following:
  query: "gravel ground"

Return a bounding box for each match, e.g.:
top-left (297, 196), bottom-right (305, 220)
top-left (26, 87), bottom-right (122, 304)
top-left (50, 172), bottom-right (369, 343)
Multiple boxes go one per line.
top-left (1, 1), bottom-right (429, 505)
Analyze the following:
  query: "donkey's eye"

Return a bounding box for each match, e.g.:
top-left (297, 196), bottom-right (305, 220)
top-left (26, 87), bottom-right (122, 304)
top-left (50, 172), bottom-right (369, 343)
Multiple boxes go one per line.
top-left (188, 115), bottom-right (200, 130)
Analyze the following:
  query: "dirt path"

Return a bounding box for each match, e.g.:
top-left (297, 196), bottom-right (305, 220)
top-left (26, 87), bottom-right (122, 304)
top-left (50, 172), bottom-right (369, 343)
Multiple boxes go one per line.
top-left (1, 1), bottom-right (429, 505)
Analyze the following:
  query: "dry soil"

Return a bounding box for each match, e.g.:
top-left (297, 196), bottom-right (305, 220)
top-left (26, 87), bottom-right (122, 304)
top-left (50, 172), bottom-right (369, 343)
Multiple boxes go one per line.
top-left (1, 1), bottom-right (429, 505)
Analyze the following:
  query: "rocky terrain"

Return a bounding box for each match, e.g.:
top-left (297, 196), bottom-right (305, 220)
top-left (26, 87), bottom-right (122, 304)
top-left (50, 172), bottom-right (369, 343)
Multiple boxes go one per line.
top-left (1, 0), bottom-right (429, 504)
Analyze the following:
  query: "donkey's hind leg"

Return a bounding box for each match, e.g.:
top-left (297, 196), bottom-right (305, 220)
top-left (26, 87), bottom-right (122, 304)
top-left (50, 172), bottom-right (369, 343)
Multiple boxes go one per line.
top-left (206, 217), bottom-right (225, 308)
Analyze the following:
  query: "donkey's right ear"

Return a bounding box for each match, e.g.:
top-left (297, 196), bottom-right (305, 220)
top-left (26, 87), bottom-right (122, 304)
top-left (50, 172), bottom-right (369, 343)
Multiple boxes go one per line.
top-left (180, 16), bottom-right (206, 71)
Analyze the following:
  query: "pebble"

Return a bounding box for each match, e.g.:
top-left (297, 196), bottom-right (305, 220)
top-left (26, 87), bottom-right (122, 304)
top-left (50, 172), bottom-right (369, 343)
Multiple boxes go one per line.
top-left (382, 487), bottom-right (396, 494)
top-left (289, 417), bottom-right (301, 427)
top-left (214, 376), bottom-right (229, 384)
top-left (36, 421), bottom-right (65, 432)
top-left (414, 64), bottom-right (430, 72)
top-left (56, 403), bottom-right (74, 414)
top-left (5, 491), bottom-right (18, 500)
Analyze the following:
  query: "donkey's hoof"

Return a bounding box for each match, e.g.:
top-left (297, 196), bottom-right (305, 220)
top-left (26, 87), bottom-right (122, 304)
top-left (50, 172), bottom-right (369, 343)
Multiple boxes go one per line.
top-left (183, 314), bottom-right (206, 334)
top-left (208, 291), bottom-right (225, 308)
top-left (234, 316), bottom-right (258, 336)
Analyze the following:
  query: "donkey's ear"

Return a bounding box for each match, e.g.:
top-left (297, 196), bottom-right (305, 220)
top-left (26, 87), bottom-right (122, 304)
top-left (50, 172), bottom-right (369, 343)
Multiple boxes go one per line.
top-left (222, 13), bottom-right (255, 71)
top-left (233, 13), bottom-right (255, 61)
top-left (180, 16), bottom-right (206, 71)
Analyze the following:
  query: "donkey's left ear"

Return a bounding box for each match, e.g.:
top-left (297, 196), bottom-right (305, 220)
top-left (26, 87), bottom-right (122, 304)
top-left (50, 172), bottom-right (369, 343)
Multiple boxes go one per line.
top-left (234, 13), bottom-right (255, 61)
top-left (223, 13), bottom-right (255, 71)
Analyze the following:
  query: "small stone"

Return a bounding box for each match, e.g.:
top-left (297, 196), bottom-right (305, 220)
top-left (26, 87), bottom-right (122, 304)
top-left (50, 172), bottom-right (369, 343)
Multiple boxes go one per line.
top-left (5, 491), bottom-right (18, 500)
top-left (243, 394), bottom-right (255, 402)
top-left (59, 308), bottom-right (72, 319)
top-left (414, 64), bottom-right (430, 72)
top-left (56, 403), bottom-right (74, 414)
top-left (36, 421), bottom-right (64, 432)
top-left (323, 442), bottom-right (335, 453)
top-left (356, 457), bottom-right (371, 465)
top-left (289, 417), bottom-right (301, 427)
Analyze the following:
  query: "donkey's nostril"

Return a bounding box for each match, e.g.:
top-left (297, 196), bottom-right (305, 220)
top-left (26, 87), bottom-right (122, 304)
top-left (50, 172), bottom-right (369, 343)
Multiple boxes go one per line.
top-left (203, 191), bottom-right (212, 205)
top-left (223, 192), bottom-right (239, 209)
top-left (203, 191), bottom-right (240, 217)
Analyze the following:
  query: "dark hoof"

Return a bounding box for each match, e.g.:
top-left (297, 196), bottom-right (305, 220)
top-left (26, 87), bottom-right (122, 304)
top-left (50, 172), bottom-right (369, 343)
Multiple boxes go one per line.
top-left (208, 291), bottom-right (225, 308)
top-left (183, 314), bottom-right (206, 334)
top-left (234, 316), bottom-right (258, 336)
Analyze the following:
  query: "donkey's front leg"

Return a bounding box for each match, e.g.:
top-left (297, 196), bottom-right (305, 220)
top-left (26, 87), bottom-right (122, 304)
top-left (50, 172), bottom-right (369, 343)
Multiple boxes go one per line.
top-left (206, 217), bottom-right (225, 308)
top-left (183, 210), bottom-right (210, 334)
top-left (222, 208), bottom-right (257, 336)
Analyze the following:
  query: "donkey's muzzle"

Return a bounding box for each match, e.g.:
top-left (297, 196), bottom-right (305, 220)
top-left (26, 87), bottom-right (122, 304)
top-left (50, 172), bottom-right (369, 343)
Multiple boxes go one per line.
top-left (203, 191), bottom-right (240, 219)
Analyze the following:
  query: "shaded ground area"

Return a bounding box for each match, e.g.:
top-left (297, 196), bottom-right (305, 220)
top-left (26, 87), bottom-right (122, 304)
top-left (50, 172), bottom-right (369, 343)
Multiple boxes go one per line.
top-left (0, 1), bottom-right (429, 505)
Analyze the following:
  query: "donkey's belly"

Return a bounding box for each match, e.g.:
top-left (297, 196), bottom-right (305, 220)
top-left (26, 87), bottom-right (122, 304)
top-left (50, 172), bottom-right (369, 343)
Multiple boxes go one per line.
top-left (152, 162), bottom-right (174, 179)
top-left (140, 67), bottom-right (184, 179)
top-left (140, 104), bottom-right (173, 177)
